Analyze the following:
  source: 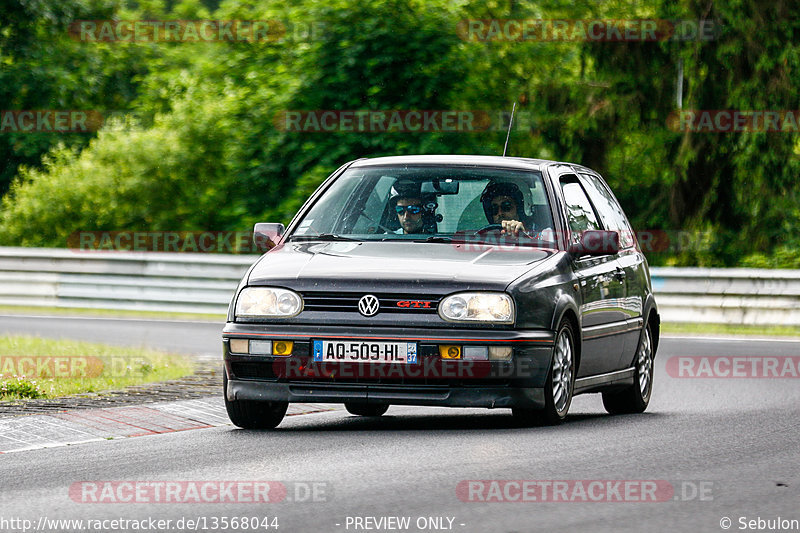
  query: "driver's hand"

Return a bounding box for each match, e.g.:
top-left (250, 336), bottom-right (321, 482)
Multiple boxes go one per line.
top-left (501, 220), bottom-right (525, 236)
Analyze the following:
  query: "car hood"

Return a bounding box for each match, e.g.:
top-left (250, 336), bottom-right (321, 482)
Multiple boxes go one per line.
top-left (247, 240), bottom-right (555, 292)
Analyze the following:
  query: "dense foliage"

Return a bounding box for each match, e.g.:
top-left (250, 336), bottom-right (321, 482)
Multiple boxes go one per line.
top-left (1, 0), bottom-right (798, 266)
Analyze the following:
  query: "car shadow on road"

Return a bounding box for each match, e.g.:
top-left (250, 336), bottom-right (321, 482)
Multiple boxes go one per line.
top-left (231, 410), bottom-right (668, 433)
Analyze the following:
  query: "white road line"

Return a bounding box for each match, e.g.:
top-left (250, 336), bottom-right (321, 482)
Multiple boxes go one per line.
top-left (0, 314), bottom-right (221, 324)
top-left (663, 334), bottom-right (800, 343)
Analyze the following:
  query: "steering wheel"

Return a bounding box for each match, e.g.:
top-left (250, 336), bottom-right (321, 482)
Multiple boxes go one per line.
top-left (472, 223), bottom-right (504, 236)
top-left (358, 210), bottom-right (395, 234)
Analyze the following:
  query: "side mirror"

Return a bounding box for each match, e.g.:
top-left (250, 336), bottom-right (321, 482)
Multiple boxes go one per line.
top-left (569, 230), bottom-right (620, 256)
top-left (253, 223), bottom-right (285, 252)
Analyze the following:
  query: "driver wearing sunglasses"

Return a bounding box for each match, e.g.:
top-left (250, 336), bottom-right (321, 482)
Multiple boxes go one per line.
top-left (480, 181), bottom-right (533, 237)
top-left (395, 197), bottom-right (426, 234)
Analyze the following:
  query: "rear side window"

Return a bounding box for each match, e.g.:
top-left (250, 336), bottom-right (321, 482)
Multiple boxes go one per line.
top-left (579, 173), bottom-right (635, 248)
top-left (559, 175), bottom-right (601, 244)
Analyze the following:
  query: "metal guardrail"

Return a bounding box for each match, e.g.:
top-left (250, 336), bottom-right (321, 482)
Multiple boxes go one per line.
top-left (0, 247), bottom-right (798, 324)
top-left (650, 267), bottom-right (800, 326)
top-left (0, 247), bottom-right (251, 314)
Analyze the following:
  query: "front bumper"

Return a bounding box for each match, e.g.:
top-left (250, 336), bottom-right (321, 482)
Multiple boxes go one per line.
top-left (222, 323), bottom-right (555, 409)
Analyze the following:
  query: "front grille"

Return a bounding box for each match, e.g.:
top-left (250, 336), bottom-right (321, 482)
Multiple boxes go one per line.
top-left (285, 376), bottom-right (512, 387)
top-left (301, 292), bottom-right (441, 314)
top-left (232, 362), bottom-right (278, 380)
top-left (231, 360), bottom-right (511, 387)
top-left (232, 354), bottom-right (514, 388)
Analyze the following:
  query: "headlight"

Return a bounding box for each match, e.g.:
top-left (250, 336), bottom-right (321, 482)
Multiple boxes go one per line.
top-left (438, 292), bottom-right (514, 323)
top-left (235, 287), bottom-right (303, 318)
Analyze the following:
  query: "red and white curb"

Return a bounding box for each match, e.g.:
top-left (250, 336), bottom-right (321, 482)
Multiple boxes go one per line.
top-left (0, 398), bottom-right (339, 453)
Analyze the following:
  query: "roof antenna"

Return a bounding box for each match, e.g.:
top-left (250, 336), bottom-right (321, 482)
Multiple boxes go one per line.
top-left (502, 102), bottom-right (517, 157)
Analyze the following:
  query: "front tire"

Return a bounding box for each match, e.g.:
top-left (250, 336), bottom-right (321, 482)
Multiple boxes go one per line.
top-left (602, 321), bottom-right (655, 414)
top-left (513, 319), bottom-right (576, 426)
top-left (224, 373), bottom-right (288, 429)
top-left (344, 402), bottom-right (389, 417)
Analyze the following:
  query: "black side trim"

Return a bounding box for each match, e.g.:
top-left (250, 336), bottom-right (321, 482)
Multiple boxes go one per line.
top-left (582, 317), bottom-right (643, 340)
top-left (574, 367), bottom-right (635, 394)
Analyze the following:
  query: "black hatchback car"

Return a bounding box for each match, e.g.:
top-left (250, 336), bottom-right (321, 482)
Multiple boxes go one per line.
top-left (222, 155), bottom-right (659, 428)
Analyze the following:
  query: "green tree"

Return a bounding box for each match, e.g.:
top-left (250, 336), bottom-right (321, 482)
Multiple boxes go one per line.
top-left (0, 0), bottom-right (159, 196)
top-left (2, 0), bottom-right (799, 268)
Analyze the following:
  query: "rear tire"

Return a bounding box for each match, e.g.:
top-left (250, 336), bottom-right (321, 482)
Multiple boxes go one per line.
top-left (602, 321), bottom-right (655, 414)
top-left (224, 373), bottom-right (288, 429)
top-left (344, 402), bottom-right (389, 417)
top-left (513, 319), bottom-right (576, 426)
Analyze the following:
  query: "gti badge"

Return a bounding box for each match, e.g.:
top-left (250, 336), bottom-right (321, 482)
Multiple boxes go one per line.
top-left (397, 300), bottom-right (432, 308)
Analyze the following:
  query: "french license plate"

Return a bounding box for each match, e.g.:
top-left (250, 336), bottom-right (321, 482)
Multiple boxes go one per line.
top-left (313, 340), bottom-right (417, 364)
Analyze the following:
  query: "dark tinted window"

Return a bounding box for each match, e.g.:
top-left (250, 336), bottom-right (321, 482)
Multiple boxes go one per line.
top-left (290, 166), bottom-right (555, 247)
top-left (579, 173), bottom-right (635, 248)
top-left (559, 175), bottom-right (600, 244)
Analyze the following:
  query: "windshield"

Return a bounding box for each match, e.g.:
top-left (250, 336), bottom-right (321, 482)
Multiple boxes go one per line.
top-left (290, 165), bottom-right (556, 247)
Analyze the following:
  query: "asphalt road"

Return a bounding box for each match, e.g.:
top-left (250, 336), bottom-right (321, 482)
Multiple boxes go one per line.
top-left (0, 315), bottom-right (222, 356)
top-left (1, 316), bottom-right (799, 533)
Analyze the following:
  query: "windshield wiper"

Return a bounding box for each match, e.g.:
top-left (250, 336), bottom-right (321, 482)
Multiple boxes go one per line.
top-left (414, 236), bottom-right (452, 243)
top-left (289, 233), bottom-right (356, 242)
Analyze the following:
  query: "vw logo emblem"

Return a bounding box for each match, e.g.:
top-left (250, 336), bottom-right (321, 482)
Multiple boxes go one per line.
top-left (358, 294), bottom-right (380, 317)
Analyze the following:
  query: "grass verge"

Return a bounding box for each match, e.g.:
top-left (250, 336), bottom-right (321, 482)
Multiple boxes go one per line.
top-left (0, 336), bottom-right (194, 401)
top-left (661, 322), bottom-right (800, 338)
top-left (0, 305), bottom-right (224, 322)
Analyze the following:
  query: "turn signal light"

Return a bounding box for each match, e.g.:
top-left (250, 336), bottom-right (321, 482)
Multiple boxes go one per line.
top-left (439, 345), bottom-right (462, 359)
top-left (273, 341), bottom-right (293, 356)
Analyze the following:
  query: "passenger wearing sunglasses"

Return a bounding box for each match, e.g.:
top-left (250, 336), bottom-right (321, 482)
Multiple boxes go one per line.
top-left (480, 181), bottom-right (534, 237)
top-left (395, 197), bottom-right (427, 234)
